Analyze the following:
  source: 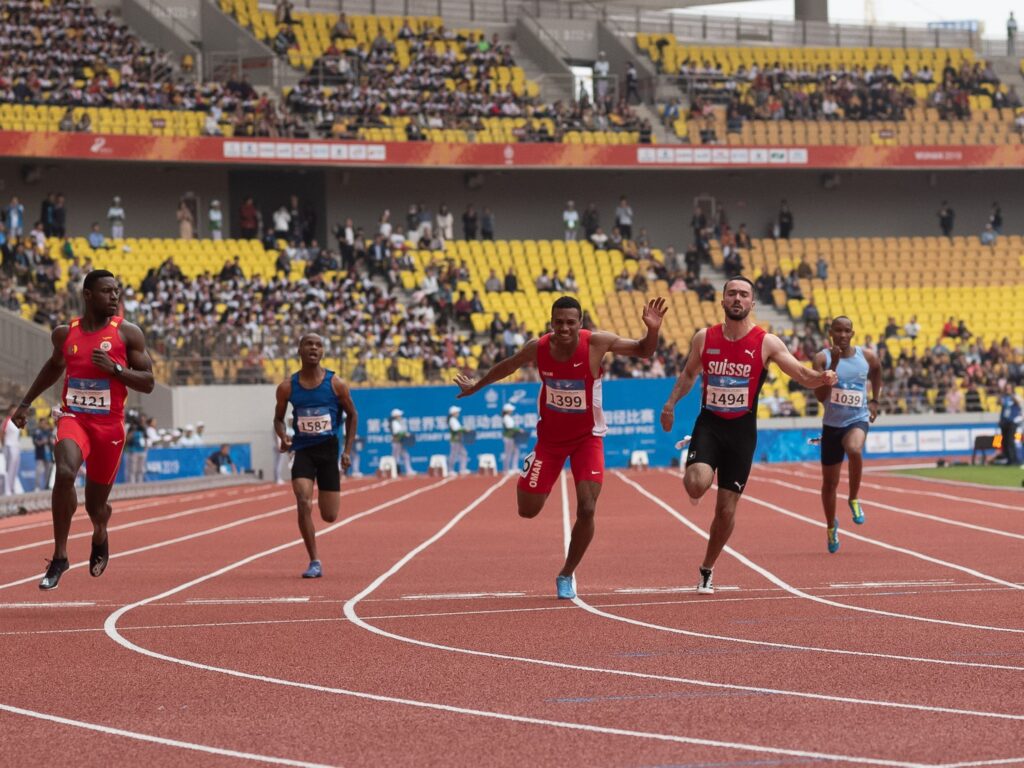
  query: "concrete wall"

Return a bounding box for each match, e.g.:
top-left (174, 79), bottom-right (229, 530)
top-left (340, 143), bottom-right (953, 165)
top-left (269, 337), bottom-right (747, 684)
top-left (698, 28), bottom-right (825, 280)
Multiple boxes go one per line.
top-left (5, 161), bottom-right (1024, 249)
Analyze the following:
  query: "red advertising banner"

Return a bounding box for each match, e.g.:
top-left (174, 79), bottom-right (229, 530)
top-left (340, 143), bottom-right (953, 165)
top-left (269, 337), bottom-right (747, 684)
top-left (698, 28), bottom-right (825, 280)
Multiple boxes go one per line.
top-left (2, 130), bottom-right (1023, 170)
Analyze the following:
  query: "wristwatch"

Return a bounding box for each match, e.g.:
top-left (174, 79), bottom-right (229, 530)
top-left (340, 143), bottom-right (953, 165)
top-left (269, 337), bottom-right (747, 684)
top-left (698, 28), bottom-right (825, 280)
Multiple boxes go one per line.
top-left (114, 363), bottom-right (124, 375)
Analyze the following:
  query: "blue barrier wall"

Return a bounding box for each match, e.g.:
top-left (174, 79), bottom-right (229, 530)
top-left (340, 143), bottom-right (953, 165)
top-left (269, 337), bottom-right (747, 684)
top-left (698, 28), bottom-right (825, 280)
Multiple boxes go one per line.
top-left (15, 444), bottom-right (252, 492)
top-left (351, 379), bottom-right (702, 472)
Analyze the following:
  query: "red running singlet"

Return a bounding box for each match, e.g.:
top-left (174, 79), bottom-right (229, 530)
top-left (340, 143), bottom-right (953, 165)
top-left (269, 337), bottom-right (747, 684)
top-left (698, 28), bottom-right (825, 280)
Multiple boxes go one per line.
top-left (535, 329), bottom-right (607, 444)
top-left (699, 324), bottom-right (768, 419)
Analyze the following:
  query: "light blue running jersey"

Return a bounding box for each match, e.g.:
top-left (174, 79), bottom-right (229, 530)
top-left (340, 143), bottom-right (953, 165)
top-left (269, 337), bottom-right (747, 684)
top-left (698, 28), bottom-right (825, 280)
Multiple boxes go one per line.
top-left (822, 347), bottom-right (870, 428)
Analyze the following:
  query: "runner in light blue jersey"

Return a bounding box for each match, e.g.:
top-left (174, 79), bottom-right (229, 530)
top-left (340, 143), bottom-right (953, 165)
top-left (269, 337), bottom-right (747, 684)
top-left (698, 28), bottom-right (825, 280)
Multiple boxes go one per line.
top-left (812, 317), bottom-right (882, 553)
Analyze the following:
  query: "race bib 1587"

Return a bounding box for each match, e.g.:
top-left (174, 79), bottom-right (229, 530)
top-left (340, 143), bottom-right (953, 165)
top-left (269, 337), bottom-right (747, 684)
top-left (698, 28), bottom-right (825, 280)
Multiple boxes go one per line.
top-left (296, 406), bottom-right (333, 434)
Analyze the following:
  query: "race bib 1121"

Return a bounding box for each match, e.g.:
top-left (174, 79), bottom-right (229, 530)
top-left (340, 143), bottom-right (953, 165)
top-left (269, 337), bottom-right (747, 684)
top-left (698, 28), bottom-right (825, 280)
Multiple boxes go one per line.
top-left (66, 377), bottom-right (111, 415)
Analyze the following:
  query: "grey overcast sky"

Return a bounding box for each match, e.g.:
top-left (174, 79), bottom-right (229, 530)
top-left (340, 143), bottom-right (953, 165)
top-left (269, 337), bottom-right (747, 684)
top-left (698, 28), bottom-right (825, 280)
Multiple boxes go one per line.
top-left (681, 1), bottom-right (1017, 39)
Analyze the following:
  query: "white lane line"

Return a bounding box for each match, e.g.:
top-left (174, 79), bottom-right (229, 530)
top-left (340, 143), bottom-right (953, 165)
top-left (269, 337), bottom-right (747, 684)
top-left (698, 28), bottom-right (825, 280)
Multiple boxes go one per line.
top-left (334, 471), bottom-right (1007, 764)
top-left (597, 472), bottom-right (1024, 668)
top-left (400, 592), bottom-right (527, 600)
top-left (761, 465), bottom-right (1024, 511)
top-left (627, 470), bottom-right (1024, 633)
top-left (0, 490), bottom-right (289, 557)
top-left (937, 756), bottom-right (1024, 767)
top-left (186, 598), bottom-right (311, 605)
top-left (756, 471), bottom-right (1024, 540)
top-left (0, 477), bottom-right (397, 592)
top-left (0, 702), bottom-right (337, 767)
top-left (0, 601), bottom-right (95, 608)
top-left (829, 581), bottom-right (956, 589)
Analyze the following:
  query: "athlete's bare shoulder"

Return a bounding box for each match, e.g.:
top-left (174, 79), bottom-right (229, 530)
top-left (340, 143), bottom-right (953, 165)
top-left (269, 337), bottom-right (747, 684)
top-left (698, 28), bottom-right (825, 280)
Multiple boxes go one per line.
top-left (116, 320), bottom-right (147, 346)
top-left (51, 324), bottom-right (71, 346)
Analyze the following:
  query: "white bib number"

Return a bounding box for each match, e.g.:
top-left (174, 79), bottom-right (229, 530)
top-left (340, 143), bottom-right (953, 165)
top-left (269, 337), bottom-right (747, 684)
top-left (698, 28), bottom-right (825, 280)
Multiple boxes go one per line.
top-left (707, 385), bottom-right (748, 410)
top-left (545, 383), bottom-right (586, 412)
top-left (830, 389), bottom-right (864, 407)
top-left (296, 407), bottom-right (333, 435)
top-left (66, 377), bottom-right (111, 415)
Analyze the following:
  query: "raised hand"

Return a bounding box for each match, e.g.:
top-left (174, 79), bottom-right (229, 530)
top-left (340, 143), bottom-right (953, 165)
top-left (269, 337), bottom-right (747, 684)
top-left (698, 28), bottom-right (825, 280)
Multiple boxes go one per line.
top-left (454, 373), bottom-right (478, 399)
top-left (642, 297), bottom-right (668, 331)
top-left (660, 403), bottom-right (674, 432)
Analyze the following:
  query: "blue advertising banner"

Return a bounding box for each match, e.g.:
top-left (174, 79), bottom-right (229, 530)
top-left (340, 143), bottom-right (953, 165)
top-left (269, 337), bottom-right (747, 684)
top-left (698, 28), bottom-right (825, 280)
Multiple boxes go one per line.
top-left (351, 379), bottom-right (702, 472)
top-left (15, 444), bottom-right (252, 492)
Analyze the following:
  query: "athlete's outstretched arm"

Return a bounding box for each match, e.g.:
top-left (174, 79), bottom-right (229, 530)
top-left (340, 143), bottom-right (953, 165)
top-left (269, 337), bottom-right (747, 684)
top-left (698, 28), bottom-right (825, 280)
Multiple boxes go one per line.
top-left (455, 339), bottom-right (539, 398)
top-left (333, 377), bottom-right (359, 469)
top-left (273, 381), bottom-right (292, 452)
top-left (811, 350), bottom-right (830, 404)
top-left (97, 322), bottom-right (154, 394)
top-left (865, 349), bottom-right (883, 422)
top-left (11, 326), bottom-right (70, 428)
top-left (764, 334), bottom-right (837, 389)
top-left (660, 328), bottom-right (706, 432)
top-left (592, 298), bottom-right (668, 358)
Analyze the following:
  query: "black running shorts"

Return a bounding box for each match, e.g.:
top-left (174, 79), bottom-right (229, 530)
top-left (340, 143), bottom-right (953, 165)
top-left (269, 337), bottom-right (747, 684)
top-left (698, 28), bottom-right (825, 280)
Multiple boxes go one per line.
top-left (685, 410), bottom-right (757, 494)
top-left (291, 437), bottom-right (341, 491)
top-left (820, 421), bottom-right (869, 466)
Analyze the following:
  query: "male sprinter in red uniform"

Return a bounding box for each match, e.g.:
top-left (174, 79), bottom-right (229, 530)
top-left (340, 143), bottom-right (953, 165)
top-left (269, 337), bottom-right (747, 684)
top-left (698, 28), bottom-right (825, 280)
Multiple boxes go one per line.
top-left (660, 277), bottom-right (836, 594)
top-left (12, 270), bottom-right (154, 590)
top-left (455, 295), bottom-right (667, 599)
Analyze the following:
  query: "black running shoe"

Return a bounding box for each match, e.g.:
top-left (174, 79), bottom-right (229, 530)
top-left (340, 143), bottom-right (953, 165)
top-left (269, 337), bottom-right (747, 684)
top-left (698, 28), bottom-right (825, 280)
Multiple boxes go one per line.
top-left (39, 558), bottom-right (70, 591)
top-left (89, 537), bottom-right (109, 578)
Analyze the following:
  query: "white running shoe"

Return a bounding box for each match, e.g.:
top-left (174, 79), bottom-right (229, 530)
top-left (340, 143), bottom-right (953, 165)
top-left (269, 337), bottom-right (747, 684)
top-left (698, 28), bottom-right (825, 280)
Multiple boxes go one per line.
top-left (696, 567), bottom-right (714, 595)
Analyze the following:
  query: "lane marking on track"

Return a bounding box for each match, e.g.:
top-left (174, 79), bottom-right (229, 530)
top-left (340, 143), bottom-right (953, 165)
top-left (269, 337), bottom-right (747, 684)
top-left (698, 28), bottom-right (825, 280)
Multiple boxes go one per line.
top-left (0, 489), bottom-right (292, 557)
top-left (0, 601), bottom-right (95, 608)
top-left (0, 703), bottom-right (337, 767)
top-left (400, 591), bottom-right (527, 600)
top-left (764, 465), bottom-right (1024, 508)
top-left (829, 581), bottom-right (956, 589)
top-left (186, 597), bottom-right (311, 605)
top-left (556, 472), bottom-right (1024, 672)
top-left (0, 477), bottom-right (397, 592)
top-left (626, 470), bottom-right (1024, 634)
top-left (937, 756), bottom-right (1024, 767)
top-left (756, 470), bottom-right (1024, 539)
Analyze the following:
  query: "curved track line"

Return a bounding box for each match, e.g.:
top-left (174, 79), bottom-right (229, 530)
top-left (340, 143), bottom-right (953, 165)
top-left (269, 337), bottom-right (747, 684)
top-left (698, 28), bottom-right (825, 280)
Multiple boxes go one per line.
top-left (96, 474), bottom-right (926, 768)
top-left (0, 478), bottom-right (395, 591)
top-left (0, 703), bottom-right (336, 767)
top-left (616, 471), bottom-right (1024, 635)
top-left (754, 471), bottom-right (1024, 542)
top-left (333, 476), bottom-right (1024, 723)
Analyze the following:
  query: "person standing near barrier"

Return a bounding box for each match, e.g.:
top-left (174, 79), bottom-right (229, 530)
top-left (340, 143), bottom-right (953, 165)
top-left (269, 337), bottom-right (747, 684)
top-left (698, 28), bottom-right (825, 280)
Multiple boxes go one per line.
top-left (501, 402), bottom-right (523, 474)
top-left (660, 277), bottom-right (836, 595)
top-left (447, 405), bottom-right (470, 475)
top-left (124, 414), bottom-right (148, 484)
top-left (11, 269), bottom-right (155, 590)
top-left (388, 408), bottom-right (415, 475)
top-left (997, 382), bottom-right (1023, 466)
top-left (456, 295), bottom-right (668, 600)
top-left (2, 406), bottom-right (22, 495)
top-left (274, 333), bottom-right (358, 579)
top-left (811, 316), bottom-right (881, 554)
top-left (32, 415), bottom-right (55, 491)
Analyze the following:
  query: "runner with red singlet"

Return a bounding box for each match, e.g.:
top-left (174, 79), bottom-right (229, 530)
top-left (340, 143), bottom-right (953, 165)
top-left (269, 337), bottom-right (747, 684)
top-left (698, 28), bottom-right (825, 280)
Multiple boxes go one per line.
top-left (11, 270), bottom-right (154, 590)
top-left (455, 295), bottom-right (667, 600)
top-left (660, 277), bottom-right (837, 595)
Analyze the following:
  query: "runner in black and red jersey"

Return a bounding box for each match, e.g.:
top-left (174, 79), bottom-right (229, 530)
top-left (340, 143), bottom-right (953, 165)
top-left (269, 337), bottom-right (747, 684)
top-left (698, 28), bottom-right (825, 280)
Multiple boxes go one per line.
top-left (455, 295), bottom-right (667, 600)
top-left (12, 270), bottom-right (154, 590)
top-left (660, 277), bottom-right (836, 595)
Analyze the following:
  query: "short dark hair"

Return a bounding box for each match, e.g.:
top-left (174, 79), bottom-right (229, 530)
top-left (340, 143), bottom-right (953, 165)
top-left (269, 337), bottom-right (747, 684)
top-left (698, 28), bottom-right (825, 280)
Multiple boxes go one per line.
top-left (722, 276), bottom-right (755, 292)
top-left (551, 296), bottom-right (582, 318)
top-left (83, 269), bottom-right (115, 292)
top-left (831, 315), bottom-right (853, 328)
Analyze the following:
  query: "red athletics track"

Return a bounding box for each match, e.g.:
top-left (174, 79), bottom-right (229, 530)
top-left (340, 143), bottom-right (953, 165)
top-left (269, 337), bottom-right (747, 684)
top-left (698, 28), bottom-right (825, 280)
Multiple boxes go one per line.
top-left (0, 465), bottom-right (1022, 768)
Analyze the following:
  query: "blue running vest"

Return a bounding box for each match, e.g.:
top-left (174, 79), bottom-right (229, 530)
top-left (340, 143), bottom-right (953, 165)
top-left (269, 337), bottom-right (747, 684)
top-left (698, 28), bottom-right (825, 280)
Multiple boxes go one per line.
top-left (289, 370), bottom-right (341, 451)
top-left (822, 347), bottom-right (870, 428)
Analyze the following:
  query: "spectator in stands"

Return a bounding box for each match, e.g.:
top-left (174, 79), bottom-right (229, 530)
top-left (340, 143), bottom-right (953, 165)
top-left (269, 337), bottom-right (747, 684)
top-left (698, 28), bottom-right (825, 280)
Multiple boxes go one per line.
top-left (107, 196), bottom-right (126, 240)
top-left (590, 227), bottom-right (609, 250)
top-left (239, 197), bottom-right (260, 239)
top-left (964, 381), bottom-right (984, 412)
top-left (59, 108), bottom-right (75, 132)
top-left (209, 200), bottom-right (224, 241)
top-left (177, 199), bottom-right (195, 239)
top-left (563, 201), bottom-right (579, 241)
top-left (735, 223), bottom-right (751, 249)
top-left (884, 316), bottom-right (901, 339)
top-left (434, 205), bottom-right (454, 242)
top-left (462, 205), bottom-right (479, 240)
top-left (802, 299), bottom-right (821, 332)
top-left (535, 269), bottom-right (553, 292)
top-left (989, 202), bottom-right (1003, 233)
top-left (904, 315), bottom-right (921, 340)
top-left (696, 278), bottom-right (715, 302)
top-left (942, 316), bottom-right (959, 338)
top-left (614, 196), bottom-right (634, 240)
top-left (723, 246), bottom-right (742, 278)
top-left (816, 255), bottom-right (829, 280)
top-left (582, 203), bottom-right (600, 241)
top-left (938, 201), bottom-right (955, 238)
top-left (981, 222), bottom-right (998, 246)
top-left (784, 271), bottom-right (804, 300)
top-left (777, 199), bottom-right (794, 239)
top-left (52, 194), bottom-right (66, 239)
top-left (484, 269), bottom-right (501, 293)
top-left (594, 51), bottom-right (611, 100)
top-left (796, 256), bottom-right (814, 279)
top-left (1009, 12), bottom-right (1018, 55)
top-left (5, 197), bottom-right (24, 239)
top-left (480, 207), bottom-right (495, 240)
top-left (87, 223), bottom-right (109, 249)
top-left (625, 61), bottom-right (640, 104)
top-left (503, 266), bottom-right (519, 292)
